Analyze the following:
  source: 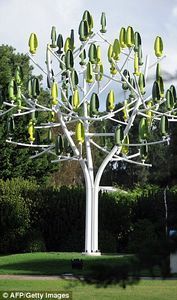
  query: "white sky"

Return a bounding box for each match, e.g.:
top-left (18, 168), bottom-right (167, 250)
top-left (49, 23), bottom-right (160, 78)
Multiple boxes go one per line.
top-left (0, 0), bottom-right (177, 78)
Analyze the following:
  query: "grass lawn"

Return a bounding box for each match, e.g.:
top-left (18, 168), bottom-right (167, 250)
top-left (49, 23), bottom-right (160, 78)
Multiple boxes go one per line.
top-left (0, 253), bottom-right (176, 300)
top-left (0, 279), bottom-right (177, 300)
top-left (0, 252), bottom-right (134, 276)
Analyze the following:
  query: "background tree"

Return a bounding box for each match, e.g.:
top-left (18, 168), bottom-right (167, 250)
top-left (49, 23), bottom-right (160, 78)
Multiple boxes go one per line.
top-left (0, 45), bottom-right (57, 183)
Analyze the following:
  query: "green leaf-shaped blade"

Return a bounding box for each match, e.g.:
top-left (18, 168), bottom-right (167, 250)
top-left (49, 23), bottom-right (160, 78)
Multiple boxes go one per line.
top-left (121, 135), bottom-right (129, 155)
top-left (106, 90), bottom-right (115, 112)
top-left (15, 66), bottom-right (23, 85)
top-left (47, 129), bottom-right (52, 144)
top-left (152, 81), bottom-right (160, 102)
top-left (83, 10), bottom-right (94, 35)
top-left (51, 81), bottom-right (58, 105)
top-left (8, 78), bottom-right (16, 101)
top-left (32, 77), bottom-right (40, 98)
top-left (96, 46), bottom-right (101, 64)
top-left (140, 142), bottom-right (148, 161)
top-left (129, 78), bottom-right (136, 100)
top-left (29, 33), bottom-right (38, 54)
top-left (126, 26), bottom-right (134, 48)
top-left (86, 62), bottom-right (94, 83)
top-left (115, 125), bottom-right (124, 145)
top-left (113, 39), bottom-right (120, 61)
top-left (88, 43), bottom-right (97, 64)
top-left (138, 44), bottom-right (143, 66)
top-left (146, 101), bottom-right (153, 126)
top-left (57, 34), bottom-right (63, 54)
top-left (7, 117), bottom-right (15, 137)
top-left (16, 86), bottom-right (22, 108)
top-left (75, 122), bottom-right (85, 144)
top-left (100, 12), bottom-right (106, 33)
top-left (51, 26), bottom-right (57, 48)
top-left (79, 48), bottom-right (86, 65)
top-left (156, 63), bottom-right (161, 81)
top-left (123, 100), bottom-right (129, 121)
top-left (108, 44), bottom-right (113, 63)
top-left (134, 32), bottom-right (141, 52)
top-left (60, 54), bottom-right (66, 71)
top-left (158, 76), bottom-right (164, 98)
top-left (28, 119), bottom-right (35, 142)
top-left (63, 136), bottom-right (73, 156)
top-left (154, 36), bottom-right (163, 58)
top-left (90, 93), bottom-right (99, 116)
top-left (166, 89), bottom-right (174, 110)
top-left (72, 89), bottom-right (80, 109)
top-left (134, 52), bottom-right (140, 75)
top-left (119, 27), bottom-right (127, 49)
top-left (139, 117), bottom-right (149, 141)
top-left (64, 37), bottom-right (72, 52)
top-left (55, 135), bottom-right (64, 155)
top-left (70, 29), bottom-right (75, 51)
top-left (138, 73), bottom-right (146, 95)
top-left (170, 85), bottom-right (177, 103)
top-left (71, 69), bottom-right (79, 89)
top-left (79, 20), bottom-right (89, 41)
top-left (95, 63), bottom-right (104, 81)
top-left (65, 50), bottom-right (74, 70)
top-left (160, 115), bottom-right (168, 137)
top-left (27, 78), bottom-right (33, 98)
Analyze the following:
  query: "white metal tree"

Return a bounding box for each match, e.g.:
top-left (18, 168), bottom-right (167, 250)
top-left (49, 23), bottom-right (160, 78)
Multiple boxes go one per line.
top-left (1, 11), bottom-right (176, 255)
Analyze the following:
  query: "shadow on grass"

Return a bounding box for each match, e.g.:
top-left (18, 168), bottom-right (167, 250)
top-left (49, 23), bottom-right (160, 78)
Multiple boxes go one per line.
top-left (0, 254), bottom-right (134, 275)
top-left (83, 257), bottom-right (141, 288)
top-left (0, 255), bottom-right (141, 288)
top-left (0, 259), bottom-right (76, 275)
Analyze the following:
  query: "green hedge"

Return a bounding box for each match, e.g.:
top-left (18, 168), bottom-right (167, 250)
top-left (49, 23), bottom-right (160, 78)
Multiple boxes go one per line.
top-left (0, 179), bottom-right (177, 254)
top-left (0, 179), bottom-right (31, 253)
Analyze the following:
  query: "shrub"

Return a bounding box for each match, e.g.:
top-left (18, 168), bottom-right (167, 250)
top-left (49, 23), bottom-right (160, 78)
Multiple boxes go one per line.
top-left (24, 230), bottom-right (46, 253)
top-left (0, 178), bottom-right (30, 253)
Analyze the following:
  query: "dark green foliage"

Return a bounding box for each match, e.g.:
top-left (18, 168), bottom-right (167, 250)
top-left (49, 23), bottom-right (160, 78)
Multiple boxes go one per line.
top-left (24, 230), bottom-right (46, 253)
top-left (39, 186), bottom-right (86, 252)
top-left (99, 191), bottom-right (134, 252)
top-left (128, 219), bottom-right (171, 277)
top-left (0, 45), bottom-right (32, 90)
top-left (0, 178), bottom-right (30, 253)
top-left (98, 230), bottom-right (117, 253)
top-left (0, 45), bottom-right (57, 183)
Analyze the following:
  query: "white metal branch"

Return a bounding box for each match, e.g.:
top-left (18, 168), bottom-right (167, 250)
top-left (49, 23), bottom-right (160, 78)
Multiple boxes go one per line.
top-left (112, 157), bottom-right (152, 167)
top-left (6, 139), bottom-right (53, 148)
top-left (120, 48), bottom-right (133, 72)
top-left (30, 145), bottom-right (55, 159)
top-left (27, 52), bottom-right (48, 76)
top-left (0, 107), bottom-right (15, 116)
top-left (148, 55), bottom-right (166, 70)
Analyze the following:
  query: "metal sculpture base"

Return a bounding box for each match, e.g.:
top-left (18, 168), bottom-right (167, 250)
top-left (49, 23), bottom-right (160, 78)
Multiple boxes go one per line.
top-left (82, 251), bottom-right (101, 256)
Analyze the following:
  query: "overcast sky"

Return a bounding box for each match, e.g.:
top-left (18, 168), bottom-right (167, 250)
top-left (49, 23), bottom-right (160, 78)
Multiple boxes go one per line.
top-left (0, 0), bottom-right (177, 77)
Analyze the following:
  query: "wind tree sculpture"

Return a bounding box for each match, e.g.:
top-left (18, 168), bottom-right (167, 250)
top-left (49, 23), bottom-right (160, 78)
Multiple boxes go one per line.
top-left (0, 10), bottom-right (176, 255)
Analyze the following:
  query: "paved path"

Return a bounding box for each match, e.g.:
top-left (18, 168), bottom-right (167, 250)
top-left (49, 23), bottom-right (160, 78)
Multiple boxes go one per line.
top-left (0, 274), bottom-right (177, 280)
top-left (0, 274), bottom-right (83, 280)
